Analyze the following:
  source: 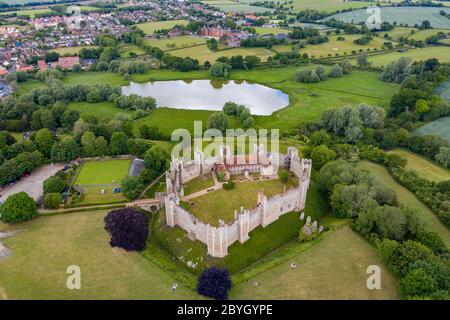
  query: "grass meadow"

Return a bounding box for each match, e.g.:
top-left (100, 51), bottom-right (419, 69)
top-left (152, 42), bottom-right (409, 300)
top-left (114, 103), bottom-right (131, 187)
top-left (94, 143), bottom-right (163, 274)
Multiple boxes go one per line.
top-left (136, 20), bottom-right (188, 35)
top-left (74, 159), bottom-right (131, 186)
top-left (144, 36), bottom-right (206, 51)
top-left (388, 148), bottom-right (450, 182)
top-left (357, 47), bottom-right (450, 67)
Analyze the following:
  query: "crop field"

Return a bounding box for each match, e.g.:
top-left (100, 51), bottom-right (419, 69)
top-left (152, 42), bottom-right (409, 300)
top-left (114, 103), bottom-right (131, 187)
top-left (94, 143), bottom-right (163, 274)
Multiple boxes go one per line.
top-left (299, 34), bottom-right (391, 58)
top-left (356, 161), bottom-right (450, 247)
top-left (358, 46), bottom-right (450, 67)
top-left (325, 7), bottom-right (450, 29)
top-left (0, 210), bottom-right (199, 299)
top-left (230, 226), bottom-right (400, 299)
top-left (208, 3), bottom-right (275, 14)
top-left (415, 116), bottom-right (450, 144)
top-left (136, 20), bottom-right (188, 35)
top-left (50, 45), bottom-right (99, 55)
top-left (379, 27), bottom-right (416, 41)
top-left (388, 149), bottom-right (450, 182)
top-left (236, 0), bottom-right (375, 12)
top-left (253, 27), bottom-right (290, 35)
top-left (74, 159), bottom-right (131, 186)
top-left (169, 45), bottom-right (275, 63)
top-left (0, 8), bottom-right (52, 17)
top-left (144, 36), bottom-right (206, 51)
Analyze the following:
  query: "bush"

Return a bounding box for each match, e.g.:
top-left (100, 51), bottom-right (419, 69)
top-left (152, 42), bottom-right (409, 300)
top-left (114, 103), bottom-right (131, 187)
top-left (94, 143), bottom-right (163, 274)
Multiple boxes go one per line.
top-left (121, 176), bottom-right (144, 200)
top-left (43, 175), bottom-right (66, 194)
top-left (43, 193), bottom-right (62, 209)
top-left (400, 269), bottom-right (437, 298)
top-left (223, 181), bottom-right (235, 190)
top-left (0, 192), bottom-right (38, 223)
top-left (104, 208), bottom-right (149, 251)
top-left (197, 267), bottom-right (232, 300)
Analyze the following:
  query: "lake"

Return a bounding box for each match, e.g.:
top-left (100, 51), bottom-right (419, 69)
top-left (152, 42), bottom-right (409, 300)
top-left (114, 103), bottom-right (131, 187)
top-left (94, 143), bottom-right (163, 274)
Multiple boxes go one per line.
top-left (121, 80), bottom-right (289, 115)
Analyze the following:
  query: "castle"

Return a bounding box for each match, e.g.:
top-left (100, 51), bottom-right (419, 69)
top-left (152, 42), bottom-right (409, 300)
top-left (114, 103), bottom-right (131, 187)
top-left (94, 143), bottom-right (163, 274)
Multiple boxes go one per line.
top-left (164, 145), bottom-right (312, 258)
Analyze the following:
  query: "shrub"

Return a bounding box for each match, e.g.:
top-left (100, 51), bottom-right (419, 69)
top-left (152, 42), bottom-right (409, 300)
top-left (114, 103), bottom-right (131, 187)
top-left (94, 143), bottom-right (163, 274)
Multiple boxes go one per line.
top-left (197, 267), bottom-right (232, 300)
top-left (121, 176), bottom-right (144, 200)
top-left (43, 193), bottom-right (62, 209)
top-left (104, 208), bottom-right (149, 251)
top-left (223, 181), bottom-right (235, 190)
top-left (43, 175), bottom-right (66, 194)
top-left (400, 269), bottom-right (437, 298)
top-left (0, 192), bottom-right (38, 223)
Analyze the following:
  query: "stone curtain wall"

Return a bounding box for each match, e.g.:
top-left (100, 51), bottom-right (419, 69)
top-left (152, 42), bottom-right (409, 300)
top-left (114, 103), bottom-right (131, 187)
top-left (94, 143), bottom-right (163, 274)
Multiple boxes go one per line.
top-left (164, 147), bottom-right (312, 258)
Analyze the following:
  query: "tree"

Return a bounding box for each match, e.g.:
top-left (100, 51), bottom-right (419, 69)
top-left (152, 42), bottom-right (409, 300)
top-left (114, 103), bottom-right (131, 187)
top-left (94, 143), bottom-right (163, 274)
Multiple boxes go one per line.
top-left (330, 184), bottom-right (370, 218)
top-left (309, 130), bottom-right (330, 146)
top-left (43, 193), bottom-right (62, 209)
top-left (121, 176), bottom-right (144, 200)
top-left (210, 62), bottom-right (231, 78)
top-left (109, 131), bottom-right (128, 155)
top-left (94, 136), bottom-right (109, 156)
top-left (197, 267), bottom-right (232, 300)
top-left (357, 51), bottom-right (371, 68)
top-left (31, 109), bottom-right (54, 130)
top-left (35, 128), bottom-right (54, 158)
top-left (104, 208), bottom-right (149, 251)
top-left (310, 145), bottom-right (336, 170)
top-left (206, 38), bottom-right (218, 51)
top-left (318, 159), bottom-right (360, 193)
top-left (0, 192), bottom-right (38, 223)
top-left (61, 109), bottom-right (80, 131)
top-left (380, 57), bottom-right (412, 83)
top-left (207, 112), bottom-right (228, 132)
top-left (144, 146), bottom-right (169, 173)
top-left (329, 64), bottom-right (343, 78)
top-left (414, 99), bottom-right (429, 114)
top-left (401, 269), bottom-right (437, 298)
top-left (435, 147), bottom-right (450, 168)
top-left (51, 139), bottom-right (79, 162)
top-left (43, 175), bottom-right (66, 194)
top-left (81, 131), bottom-right (96, 157)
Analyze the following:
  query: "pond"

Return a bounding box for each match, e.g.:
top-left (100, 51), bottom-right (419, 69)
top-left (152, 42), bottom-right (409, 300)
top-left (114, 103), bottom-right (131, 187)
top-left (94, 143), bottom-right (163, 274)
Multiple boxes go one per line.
top-left (121, 80), bottom-right (289, 115)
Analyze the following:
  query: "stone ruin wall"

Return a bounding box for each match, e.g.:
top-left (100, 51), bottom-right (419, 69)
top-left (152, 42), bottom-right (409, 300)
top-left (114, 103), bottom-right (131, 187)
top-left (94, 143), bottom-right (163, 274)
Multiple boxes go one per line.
top-left (164, 147), bottom-right (312, 258)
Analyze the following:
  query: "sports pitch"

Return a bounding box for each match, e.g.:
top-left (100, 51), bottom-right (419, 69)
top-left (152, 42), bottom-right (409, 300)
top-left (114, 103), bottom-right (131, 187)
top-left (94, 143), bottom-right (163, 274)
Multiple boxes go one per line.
top-left (74, 159), bottom-right (131, 186)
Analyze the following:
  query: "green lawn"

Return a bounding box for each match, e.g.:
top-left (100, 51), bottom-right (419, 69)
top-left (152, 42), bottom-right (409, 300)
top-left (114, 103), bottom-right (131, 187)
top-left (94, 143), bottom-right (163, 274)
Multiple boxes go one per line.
top-left (119, 44), bottom-right (146, 58)
top-left (0, 210), bottom-right (199, 299)
top-left (183, 173), bottom-right (215, 196)
top-left (253, 27), bottom-right (290, 35)
top-left (415, 116), bottom-right (450, 144)
top-left (388, 148), bottom-right (450, 182)
top-left (74, 159), bottom-right (131, 186)
top-left (356, 160), bottom-right (450, 247)
top-left (68, 101), bottom-right (133, 120)
top-left (136, 20), bottom-right (188, 35)
top-left (230, 226), bottom-right (400, 299)
top-left (183, 170), bottom-right (298, 226)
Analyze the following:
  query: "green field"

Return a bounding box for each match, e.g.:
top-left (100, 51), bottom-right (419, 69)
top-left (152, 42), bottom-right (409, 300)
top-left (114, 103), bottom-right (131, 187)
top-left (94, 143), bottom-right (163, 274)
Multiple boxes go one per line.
top-left (74, 159), bottom-right (131, 186)
top-left (356, 160), bottom-right (450, 247)
top-left (0, 210), bottom-right (199, 299)
top-left (119, 44), bottom-right (146, 58)
top-left (415, 116), bottom-right (450, 144)
top-left (379, 27), bottom-right (417, 41)
top-left (253, 27), bottom-right (290, 35)
top-left (50, 45), bottom-right (99, 56)
top-left (136, 20), bottom-right (188, 35)
top-left (359, 47), bottom-right (450, 68)
top-left (299, 34), bottom-right (392, 58)
top-left (184, 170), bottom-right (298, 226)
top-left (407, 29), bottom-right (450, 41)
top-left (169, 45), bottom-right (275, 63)
top-left (235, 0), bottom-right (375, 13)
top-left (326, 7), bottom-right (450, 29)
top-left (144, 36), bottom-right (206, 51)
top-left (388, 148), bottom-right (450, 182)
top-left (208, 3), bottom-right (275, 14)
top-left (0, 8), bottom-right (52, 17)
top-left (68, 101), bottom-right (133, 120)
top-left (230, 226), bottom-right (400, 299)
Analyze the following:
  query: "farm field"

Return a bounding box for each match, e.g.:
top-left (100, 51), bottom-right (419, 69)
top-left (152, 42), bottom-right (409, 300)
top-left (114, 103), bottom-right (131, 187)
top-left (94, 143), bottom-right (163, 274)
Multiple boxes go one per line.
top-left (407, 29), bottom-right (450, 41)
top-left (208, 3), bottom-right (274, 14)
top-left (119, 44), bottom-right (147, 58)
top-left (169, 44), bottom-right (275, 63)
top-left (299, 34), bottom-right (391, 58)
top-left (325, 7), bottom-right (450, 29)
top-left (236, 0), bottom-right (375, 12)
top-left (359, 46), bottom-right (450, 67)
top-left (0, 210), bottom-right (199, 299)
top-left (183, 170), bottom-right (298, 226)
top-left (74, 159), bottom-right (131, 186)
top-left (355, 160), bottom-right (450, 247)
top-left (388, 148), bottom-right (450, 182)
top-left (144, 35), bottom-right (206, 51)
top-left (230, 226), bottom-right (400, 299)
top-left (379, 27), bottom-right (416, 41)
top-left (415, 116), bottom-right (450, 144)
top-left (50, 45), bottom-right (99, 55)
top-left (135, 20), bottom-right (188, 35)
top-left (0, 8), bottom-right (52, 17)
